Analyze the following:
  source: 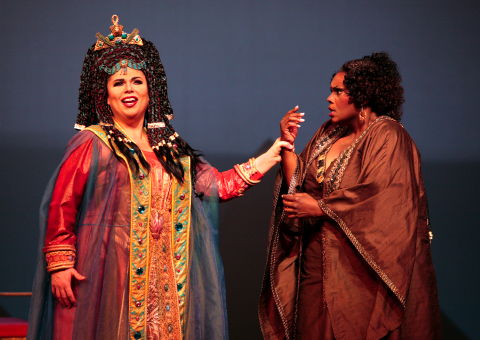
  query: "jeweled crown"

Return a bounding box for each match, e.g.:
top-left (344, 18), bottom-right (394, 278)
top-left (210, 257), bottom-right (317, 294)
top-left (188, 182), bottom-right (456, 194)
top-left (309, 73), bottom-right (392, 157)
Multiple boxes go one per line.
top-left (94, 14), bottom-right (143, 51)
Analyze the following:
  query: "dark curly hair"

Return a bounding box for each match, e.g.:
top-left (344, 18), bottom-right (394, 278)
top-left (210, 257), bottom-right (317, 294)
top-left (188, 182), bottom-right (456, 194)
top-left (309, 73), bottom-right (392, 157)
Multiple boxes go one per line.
top-left (76, 39), bottom-right (200, 182)
top-left (338, 52), bottom-right (404, 121)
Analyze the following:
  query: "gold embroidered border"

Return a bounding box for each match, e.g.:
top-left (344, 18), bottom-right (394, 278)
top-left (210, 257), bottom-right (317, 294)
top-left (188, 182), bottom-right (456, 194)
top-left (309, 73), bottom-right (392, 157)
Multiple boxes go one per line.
top-left (128, 170), bottom-right (151, 340)
top-left (318, 195), bottom-right (406, 307)
top-left (266, 133), bottom-right (340, 337)
top-left (86, 125), bottom-right (151, 339)
top-left (43, 244), bottom-right (76, 252)
top-left (45, 250), bottom-right (76, 272)
top-left (303, 125), bottom-right (346, 176)
top-left (265, 127), bottom-right (345, 339)
top-left (171, 156), bottom-right (192, 331)
top-left (263, 160), bottom-right (302, 340)
top-left (263, 120), bottom-right (399, 339)
top-left (315, 117), bottom-right (406, 306)
top-left (234, 158), bottom-right (261, 185)
top-left (324, 116), bottom-right (395, 196)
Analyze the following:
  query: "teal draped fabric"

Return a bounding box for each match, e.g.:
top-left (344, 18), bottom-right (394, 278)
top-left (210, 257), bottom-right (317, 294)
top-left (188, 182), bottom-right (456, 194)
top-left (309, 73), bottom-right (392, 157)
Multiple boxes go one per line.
top-left (28, 131), bottom-right (228, 339)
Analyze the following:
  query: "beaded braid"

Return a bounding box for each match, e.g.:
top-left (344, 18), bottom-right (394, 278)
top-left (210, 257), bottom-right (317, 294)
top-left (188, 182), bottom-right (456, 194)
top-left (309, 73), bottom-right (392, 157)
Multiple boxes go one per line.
top-left (77, 46), bottom-right (98, 130)
top-left (75, 39), bottom-right (200, 182)
top-left (140, 40), bottom-right (199, 182)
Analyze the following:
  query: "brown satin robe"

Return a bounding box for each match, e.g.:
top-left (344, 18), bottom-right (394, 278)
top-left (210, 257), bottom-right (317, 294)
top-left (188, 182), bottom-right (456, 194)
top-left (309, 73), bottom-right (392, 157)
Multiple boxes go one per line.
top-left (259, 117), bottom-right (441, 340)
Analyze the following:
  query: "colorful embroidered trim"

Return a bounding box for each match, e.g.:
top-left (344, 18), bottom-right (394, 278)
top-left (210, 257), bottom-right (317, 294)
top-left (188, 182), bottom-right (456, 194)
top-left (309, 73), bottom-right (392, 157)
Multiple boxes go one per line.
top-left (171, 156), bottom-right (191, 331)
top-left (86, 125), bottom-right (151, 340)
top-left (99, 59), bottom-right (147, 75)
top-left (85, 125), bottom-right (108, 140)
top-left (43, 244), bottom-right (76, 252)
top-left (128, 166), bottom-right (151, 340)
top-left (45, 250), bottom-right (76, 272)
top-left (234, 158), bottom-right (262, 185)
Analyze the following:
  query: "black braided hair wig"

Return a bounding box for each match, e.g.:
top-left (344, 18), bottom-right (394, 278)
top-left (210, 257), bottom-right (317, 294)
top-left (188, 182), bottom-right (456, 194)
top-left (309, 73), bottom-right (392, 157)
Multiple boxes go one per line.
top-left (339, 52), bottom-right (404, 121)
top-left (76, 39), bottom-right (200, 182)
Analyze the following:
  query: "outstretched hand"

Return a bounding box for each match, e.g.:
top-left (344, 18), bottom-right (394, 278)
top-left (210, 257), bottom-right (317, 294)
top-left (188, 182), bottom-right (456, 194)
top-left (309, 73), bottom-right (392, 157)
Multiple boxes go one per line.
top-left (280, 106), bottom-right (305, 144)
top-left (51, 268), bottom-right (86, 308)
top-left (254, 138), bottom-right (294, 174)
top-left (282, 193), bottom-right (324, 218)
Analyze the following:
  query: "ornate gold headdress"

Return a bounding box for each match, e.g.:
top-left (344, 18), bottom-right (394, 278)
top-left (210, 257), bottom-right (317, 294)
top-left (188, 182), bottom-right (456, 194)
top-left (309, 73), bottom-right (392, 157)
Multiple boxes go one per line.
top-left (94, 14), bottom-right (143, 51)
top-left (76, 15), bottom-right (197, 182)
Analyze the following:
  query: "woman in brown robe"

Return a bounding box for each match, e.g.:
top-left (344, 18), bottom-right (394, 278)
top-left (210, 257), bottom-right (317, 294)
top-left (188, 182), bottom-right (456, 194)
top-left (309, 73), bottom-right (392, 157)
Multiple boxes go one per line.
top-left (259, 52), bottom-right (441, 340)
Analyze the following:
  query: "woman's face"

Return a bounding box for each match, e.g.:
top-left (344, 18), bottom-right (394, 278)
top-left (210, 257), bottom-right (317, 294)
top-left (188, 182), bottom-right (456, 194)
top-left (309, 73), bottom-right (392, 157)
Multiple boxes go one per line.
top-left (107, 67), bottom-right (149, 124)
top-left (326, 72), bottom-right (358, 124)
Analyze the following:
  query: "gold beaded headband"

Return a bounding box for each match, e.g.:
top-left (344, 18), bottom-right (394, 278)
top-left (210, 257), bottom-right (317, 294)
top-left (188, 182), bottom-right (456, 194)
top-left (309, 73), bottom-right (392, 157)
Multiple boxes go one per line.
top-left (94, 14), bottom-right (143, 51)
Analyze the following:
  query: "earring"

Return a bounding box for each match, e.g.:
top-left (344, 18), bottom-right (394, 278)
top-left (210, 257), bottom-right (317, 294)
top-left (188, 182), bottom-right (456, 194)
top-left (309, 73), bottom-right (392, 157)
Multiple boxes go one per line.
top-left (359, 108), bottom-right (366, 121)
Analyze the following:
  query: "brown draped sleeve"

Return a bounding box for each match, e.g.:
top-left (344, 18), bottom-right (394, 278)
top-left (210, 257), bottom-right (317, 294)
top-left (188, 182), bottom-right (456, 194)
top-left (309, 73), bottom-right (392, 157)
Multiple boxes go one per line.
top-left (259, 121), bottom-right (342, 339)
top-left (260, 118), bottom-right (439, 340)
top-left (319, 120), bottom-right (421, 307)
top-left (314, 119), bottom-right (439, 340)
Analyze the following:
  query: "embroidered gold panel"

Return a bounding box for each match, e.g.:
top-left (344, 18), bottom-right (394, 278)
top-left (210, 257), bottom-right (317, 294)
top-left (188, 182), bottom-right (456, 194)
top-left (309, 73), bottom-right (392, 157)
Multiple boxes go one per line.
top-left (171, 156), bottom-right (192, 330)
top-left (86, 125), bottom-right (152, 339)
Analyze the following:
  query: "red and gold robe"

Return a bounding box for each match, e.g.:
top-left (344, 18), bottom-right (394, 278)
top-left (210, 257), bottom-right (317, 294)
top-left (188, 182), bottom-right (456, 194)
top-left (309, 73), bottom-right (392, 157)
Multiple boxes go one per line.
top-left (29, 125), bottom-right (262, 340)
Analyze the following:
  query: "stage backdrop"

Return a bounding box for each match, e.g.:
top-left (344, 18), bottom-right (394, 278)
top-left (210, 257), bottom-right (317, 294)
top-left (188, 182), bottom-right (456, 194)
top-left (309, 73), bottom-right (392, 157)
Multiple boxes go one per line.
top-left (1, 1), bottom-right (478, 339)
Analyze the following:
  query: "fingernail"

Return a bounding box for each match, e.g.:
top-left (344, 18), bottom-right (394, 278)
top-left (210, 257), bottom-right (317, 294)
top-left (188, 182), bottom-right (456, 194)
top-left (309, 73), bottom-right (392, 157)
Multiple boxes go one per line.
top-left (297, 124), bottom-right (301, 127)
top-left (299, 112), bottom-right (305, 116)
top-left (295, 105), bottom-right (299, 109)
top-left (299, 119), bottom-right (305, 122)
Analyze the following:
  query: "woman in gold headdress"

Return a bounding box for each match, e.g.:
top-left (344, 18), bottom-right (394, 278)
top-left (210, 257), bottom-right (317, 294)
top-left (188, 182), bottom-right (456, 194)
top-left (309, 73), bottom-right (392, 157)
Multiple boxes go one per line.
top-left (28, 15), bottom-right (292, 340)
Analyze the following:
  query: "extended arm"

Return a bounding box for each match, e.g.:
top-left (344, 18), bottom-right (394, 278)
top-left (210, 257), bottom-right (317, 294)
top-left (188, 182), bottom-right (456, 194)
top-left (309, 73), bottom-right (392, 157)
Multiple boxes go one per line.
top-left (205, 138), bottom-right (293, 201)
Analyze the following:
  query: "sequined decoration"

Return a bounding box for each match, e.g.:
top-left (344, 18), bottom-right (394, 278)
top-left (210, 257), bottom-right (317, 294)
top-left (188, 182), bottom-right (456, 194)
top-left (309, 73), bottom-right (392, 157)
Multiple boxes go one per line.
top-left (315, 152), bottom-right (327, 184)
top-left (324, 116), bottom-right (395, 196)
top-left (85, 125), bottom-right (152, 340)
top-left (145, 151), bottom-right (183, 339)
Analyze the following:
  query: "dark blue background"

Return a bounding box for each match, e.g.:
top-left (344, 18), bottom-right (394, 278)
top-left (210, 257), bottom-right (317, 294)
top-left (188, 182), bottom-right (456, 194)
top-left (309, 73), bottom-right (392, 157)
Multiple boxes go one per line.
top-left (1, 1), bottom-right (478, 339)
